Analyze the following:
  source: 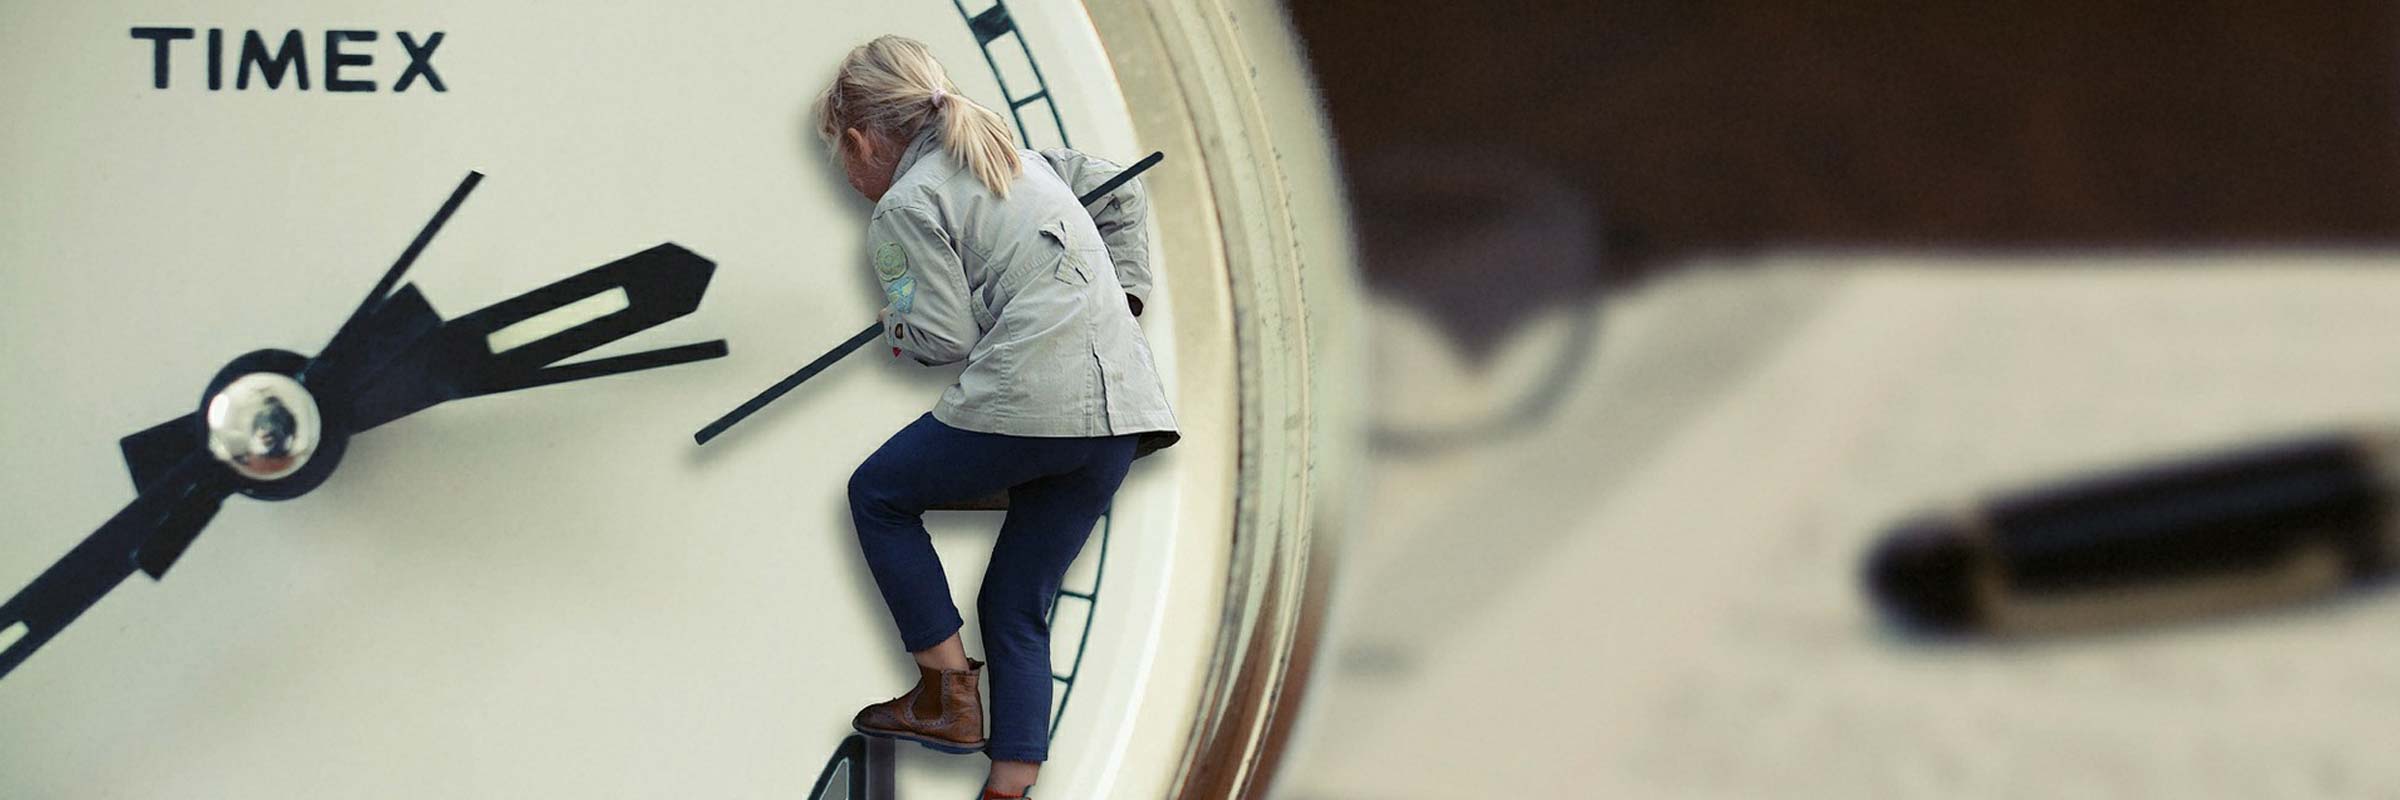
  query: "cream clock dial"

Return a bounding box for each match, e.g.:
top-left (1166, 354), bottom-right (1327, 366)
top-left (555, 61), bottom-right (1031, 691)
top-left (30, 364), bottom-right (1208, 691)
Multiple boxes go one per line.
top-left (0, 1), bottom-right (1354, 799)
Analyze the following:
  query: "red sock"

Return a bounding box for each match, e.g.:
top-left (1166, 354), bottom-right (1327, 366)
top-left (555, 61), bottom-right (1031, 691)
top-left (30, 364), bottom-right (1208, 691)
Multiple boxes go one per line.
top-left (981, 788), bottom-right (1028, 799)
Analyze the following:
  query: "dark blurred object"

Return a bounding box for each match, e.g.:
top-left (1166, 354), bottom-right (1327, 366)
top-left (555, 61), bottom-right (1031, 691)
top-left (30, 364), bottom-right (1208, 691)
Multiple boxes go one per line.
top-left (1352, 147), bottom-right (1613, 457)
top-left (1290, 0), bottom-right (2400, 263)
top-left (1348, 146), bottom-right (1613, 361)
top-left (1866, 430), bottom-right (2395, 636)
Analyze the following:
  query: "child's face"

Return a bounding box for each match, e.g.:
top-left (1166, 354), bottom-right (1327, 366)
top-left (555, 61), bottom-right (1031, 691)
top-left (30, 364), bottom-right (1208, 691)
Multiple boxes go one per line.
top-left (841, 128), bottom-right (899, 203)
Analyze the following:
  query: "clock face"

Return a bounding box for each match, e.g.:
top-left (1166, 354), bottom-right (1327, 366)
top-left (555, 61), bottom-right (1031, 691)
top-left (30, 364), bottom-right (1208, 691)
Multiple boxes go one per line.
top-left (0, 2), bottom-right (1353, 798)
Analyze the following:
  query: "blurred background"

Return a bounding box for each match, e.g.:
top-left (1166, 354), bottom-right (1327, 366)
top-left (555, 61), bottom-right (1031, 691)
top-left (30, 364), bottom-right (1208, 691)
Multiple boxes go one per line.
top-left (1271, 2), bottom-right (2400, 797)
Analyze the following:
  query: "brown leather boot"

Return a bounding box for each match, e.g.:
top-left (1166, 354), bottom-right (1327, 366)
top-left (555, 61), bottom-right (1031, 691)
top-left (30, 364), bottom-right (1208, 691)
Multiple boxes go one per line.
top-left (852, 658), bottom-right (987, 754)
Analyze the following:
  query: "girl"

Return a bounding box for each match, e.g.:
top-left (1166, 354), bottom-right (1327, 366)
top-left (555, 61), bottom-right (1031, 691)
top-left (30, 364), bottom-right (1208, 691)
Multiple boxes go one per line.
top-left (815, 35), bottom-right (1176, 800)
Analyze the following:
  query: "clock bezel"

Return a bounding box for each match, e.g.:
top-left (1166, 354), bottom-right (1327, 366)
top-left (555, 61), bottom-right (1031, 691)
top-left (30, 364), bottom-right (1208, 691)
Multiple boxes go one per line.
top-left (1083, 1), bottom-right (1363, 797)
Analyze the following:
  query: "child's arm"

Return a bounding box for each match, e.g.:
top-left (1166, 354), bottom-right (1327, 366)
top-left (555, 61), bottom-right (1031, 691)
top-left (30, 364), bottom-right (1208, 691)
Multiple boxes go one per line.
top-left (1040, 148), bottom-right (1153, 315)
top-left (869, 205), bottom-right (981, 366)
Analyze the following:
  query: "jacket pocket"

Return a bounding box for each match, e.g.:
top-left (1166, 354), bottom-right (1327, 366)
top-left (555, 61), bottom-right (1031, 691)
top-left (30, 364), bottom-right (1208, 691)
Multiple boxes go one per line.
top-left (1038, 220), bottom-right (1093, 286)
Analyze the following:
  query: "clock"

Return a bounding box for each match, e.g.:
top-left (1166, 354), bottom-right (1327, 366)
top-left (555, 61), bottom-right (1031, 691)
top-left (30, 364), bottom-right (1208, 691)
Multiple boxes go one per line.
top-left (0, 1), bottom-right (1359, 798)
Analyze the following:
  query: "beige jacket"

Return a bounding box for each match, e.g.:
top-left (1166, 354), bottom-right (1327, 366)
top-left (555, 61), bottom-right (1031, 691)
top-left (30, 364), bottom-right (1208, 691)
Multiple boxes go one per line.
top-left (871, 130), bottom-right (1178, 445)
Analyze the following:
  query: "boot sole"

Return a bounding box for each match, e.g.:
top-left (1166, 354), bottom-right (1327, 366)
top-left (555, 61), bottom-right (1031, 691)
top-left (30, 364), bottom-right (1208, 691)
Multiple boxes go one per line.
top-left (853, 722), bottom-right (988, 755)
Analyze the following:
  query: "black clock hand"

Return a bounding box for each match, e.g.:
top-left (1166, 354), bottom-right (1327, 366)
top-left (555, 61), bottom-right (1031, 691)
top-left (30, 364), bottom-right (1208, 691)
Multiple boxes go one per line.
top-left (119, 166), bottom-right (476, 493)
top-left (692, 322), bottom-right (881, 446)
top-left (103, 172), bottom-right (485, 586)
top-left (120, 244), bottom-right (726, 583)
top-left (690, 151), bottom-right (1164, 446)
top-left (0, 174), bottom-right (731, 678)
top-left (120, 349), bottom-right (339, 581)
top-left (0, 173), bottom-right (727, 680)
top-left (1083, 151), bottom-right (1162, 207)
top-left (115, 287), bottom-right (433, 492)
top-left (119, 413), bottom-right (201, 493)
top-left (0, 452), bottom-right (226, 679)
top-left (118, 173), bottom-right (479, 548)
top-left (299, 171), bottom-right (483, 393)
top-left (115, 256), bottom-right (723, 587)
top-left (342, 242), bottom-right (726, 433)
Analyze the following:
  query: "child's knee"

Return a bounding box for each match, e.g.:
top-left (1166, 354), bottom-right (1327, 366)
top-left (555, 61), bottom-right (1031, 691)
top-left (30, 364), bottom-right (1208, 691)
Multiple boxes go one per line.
top-left (848, 459), bottom-right (906, 517)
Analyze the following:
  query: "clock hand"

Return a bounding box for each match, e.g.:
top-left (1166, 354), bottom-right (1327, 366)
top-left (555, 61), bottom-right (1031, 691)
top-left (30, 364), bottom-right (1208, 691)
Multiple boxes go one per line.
top-left (0, 452), bottom-right (226, 679)
top-left (690, 151), bottom-right (1164, 446)
top-left (299, 171), bottom-right (483, 392)
top-left (114, 349), bottom-right (347, 583)
top-left (116, 174), bottom-right (472, 506)
top-left (116, 244), bottom-right (726, 582)
top-left (1, 173), bottom-right (729, 682)
top-left (342, 242), bottom-right (726, 433)
top-left (1089, 151), bottom-right (1163, 203)
top-left (119, 171), bottom-right (473, 493)
top-left (119, 413), bottom-right (201, 493)
top-left (692, 322), bottom-right (881, 446)
top-left (124, 190), bottom-right (719, 571)
top-left (5, 355), bottom-right (332, 677)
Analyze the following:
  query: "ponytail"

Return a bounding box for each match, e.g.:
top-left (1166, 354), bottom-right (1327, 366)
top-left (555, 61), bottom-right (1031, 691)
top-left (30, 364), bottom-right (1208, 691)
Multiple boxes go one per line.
top-left (935, 90), bottom-right (1023, 198)
top-left (816, 36), bottom-right (1023, 197)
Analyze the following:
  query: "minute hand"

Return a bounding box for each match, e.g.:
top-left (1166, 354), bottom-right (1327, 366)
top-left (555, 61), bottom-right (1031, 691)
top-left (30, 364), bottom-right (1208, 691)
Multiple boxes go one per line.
top-left (344, 243), bottom-right (727, 433)
top-left (691, 150), bottom-right (1163, 446)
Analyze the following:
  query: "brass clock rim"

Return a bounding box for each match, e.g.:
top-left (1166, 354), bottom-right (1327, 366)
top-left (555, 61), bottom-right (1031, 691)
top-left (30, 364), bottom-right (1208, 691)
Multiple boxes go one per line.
top-left (1087, 2), bottom-right (1365, 797)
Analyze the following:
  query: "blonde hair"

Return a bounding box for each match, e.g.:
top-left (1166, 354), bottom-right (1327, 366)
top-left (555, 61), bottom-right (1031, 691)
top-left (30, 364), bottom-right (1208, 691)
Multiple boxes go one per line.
top-left (816, 35), bottom-right (1022, 197)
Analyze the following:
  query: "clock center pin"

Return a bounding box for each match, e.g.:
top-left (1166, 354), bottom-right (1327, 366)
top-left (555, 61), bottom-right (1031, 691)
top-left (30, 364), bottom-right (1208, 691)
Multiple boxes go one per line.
top-left (204, 372), bottom-right (322, 482)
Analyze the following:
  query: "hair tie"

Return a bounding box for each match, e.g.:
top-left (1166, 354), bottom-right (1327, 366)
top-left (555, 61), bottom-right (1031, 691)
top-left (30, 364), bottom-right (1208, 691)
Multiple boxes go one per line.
top-left (929, 88), bottom-right (949, 109)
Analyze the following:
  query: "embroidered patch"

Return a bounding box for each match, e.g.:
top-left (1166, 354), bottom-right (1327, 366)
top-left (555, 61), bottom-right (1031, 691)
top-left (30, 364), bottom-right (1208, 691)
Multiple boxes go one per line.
top-left (873, 241), bottom-right (909, 282)
top-left (885, 274), bottom-right (918, 314)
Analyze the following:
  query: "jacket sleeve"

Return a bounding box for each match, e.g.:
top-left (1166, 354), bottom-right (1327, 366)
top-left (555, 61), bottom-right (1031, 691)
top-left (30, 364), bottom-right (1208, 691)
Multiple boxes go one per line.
top-left (868, 205), bottom-right (979, 366)
top-left (1040, 148), bottom-right (1154, 309)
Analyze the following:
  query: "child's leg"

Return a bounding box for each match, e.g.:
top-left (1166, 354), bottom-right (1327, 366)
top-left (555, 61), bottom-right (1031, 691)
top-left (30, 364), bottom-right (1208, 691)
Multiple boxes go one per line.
top-left (975, 434), bottom-right (1140, 767)
top-left (850, 414), bottom-right (1070, 653)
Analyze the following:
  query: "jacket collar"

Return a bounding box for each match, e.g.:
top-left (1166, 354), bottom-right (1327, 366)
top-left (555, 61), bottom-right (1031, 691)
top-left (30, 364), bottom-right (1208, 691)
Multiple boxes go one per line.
top-left (889, 125), bottom-right (945, 186)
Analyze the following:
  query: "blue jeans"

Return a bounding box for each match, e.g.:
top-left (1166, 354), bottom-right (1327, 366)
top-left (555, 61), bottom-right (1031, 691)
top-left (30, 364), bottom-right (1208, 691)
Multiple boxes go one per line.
top-left (848, 413), bottom-right (1138, 763)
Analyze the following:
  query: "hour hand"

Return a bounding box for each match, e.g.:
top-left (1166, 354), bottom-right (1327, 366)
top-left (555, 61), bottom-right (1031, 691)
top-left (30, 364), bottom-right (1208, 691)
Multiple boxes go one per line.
top-left (345, 243), bottom-right (727, 432)
top-left (0, 453), bottom-right (223, 679)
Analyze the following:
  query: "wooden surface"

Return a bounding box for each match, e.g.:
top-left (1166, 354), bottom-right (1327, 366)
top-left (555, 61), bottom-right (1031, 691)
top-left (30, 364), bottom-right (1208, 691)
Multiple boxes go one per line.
top-left (1289, 1), bottom-right (2400, 266)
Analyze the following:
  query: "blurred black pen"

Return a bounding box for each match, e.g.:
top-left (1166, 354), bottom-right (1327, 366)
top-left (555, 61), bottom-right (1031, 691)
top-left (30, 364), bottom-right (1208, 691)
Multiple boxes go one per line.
top-left (1865, 429), bottom-right (2397, 636)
